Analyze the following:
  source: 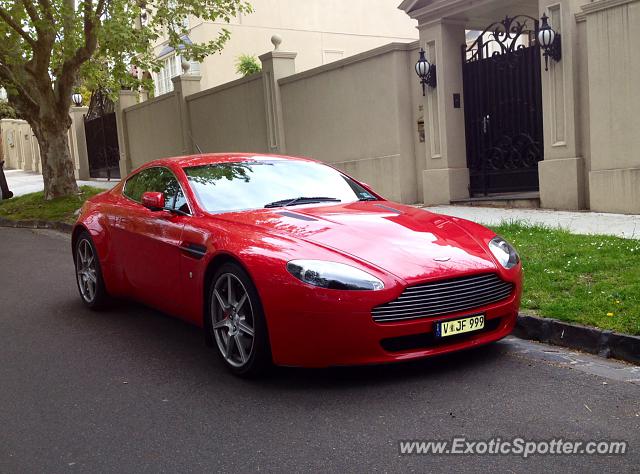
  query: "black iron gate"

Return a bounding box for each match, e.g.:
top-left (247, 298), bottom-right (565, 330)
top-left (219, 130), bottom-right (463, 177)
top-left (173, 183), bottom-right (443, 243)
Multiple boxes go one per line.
top-left (84, 90), bottom-right (121, 180)
top-left (462, 15), bottom-right (543, 195)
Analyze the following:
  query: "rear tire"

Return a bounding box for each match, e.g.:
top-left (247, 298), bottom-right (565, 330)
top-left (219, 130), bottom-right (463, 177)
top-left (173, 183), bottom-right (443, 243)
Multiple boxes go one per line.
top-left (207, 262), bottom-right (272, 377)
top-left (74, 231), bottom-right (110, 310)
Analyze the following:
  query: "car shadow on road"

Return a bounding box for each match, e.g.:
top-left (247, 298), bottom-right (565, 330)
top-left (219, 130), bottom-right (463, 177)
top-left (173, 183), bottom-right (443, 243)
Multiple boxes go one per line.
top-left (57, 296), bottom-right (506, 391)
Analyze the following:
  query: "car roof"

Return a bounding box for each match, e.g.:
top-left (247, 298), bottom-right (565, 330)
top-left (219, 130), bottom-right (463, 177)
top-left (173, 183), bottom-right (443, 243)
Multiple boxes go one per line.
top-left (148, 153), bottom-right (318, 169)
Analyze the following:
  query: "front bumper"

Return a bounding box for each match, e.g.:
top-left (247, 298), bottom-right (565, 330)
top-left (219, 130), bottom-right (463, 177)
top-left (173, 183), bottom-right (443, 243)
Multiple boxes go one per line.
top-left (264, 286), bottom-right (521, 368)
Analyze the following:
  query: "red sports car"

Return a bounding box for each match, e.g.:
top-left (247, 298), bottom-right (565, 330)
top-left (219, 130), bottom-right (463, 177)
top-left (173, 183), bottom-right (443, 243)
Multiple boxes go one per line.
top-left (73, 153), bottom-right (522, 376)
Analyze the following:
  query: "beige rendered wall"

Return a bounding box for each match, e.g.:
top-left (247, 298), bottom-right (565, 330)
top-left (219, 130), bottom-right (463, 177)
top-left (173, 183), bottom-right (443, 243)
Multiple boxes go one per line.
top-left (536, 0), bottom-right (588, 211)
top-left (188, 74), bottom-right (269, 153)
top-left (1, 120), bottom-right (23, 169)
top-left (0, 119), bottom-right (40, 172)
top-left (584, 0), bottom-right (640, 213)
top-left (159, 0), bottom-right (418, 90)
top-left (124, 93), bottom-right (184, 169)
top-left (279, 43), bottom-right (420, 203)
top-left (1, 115), bottom-right (91, 178)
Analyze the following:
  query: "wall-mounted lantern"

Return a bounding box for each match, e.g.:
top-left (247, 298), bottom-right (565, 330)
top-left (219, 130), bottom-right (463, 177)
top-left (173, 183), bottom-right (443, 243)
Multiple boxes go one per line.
top-left (538, 13), bottom-right (562, 71)
top-left (415, 48), bottom-right (436, 96)
top-left (71, 92), bottom-right (83, 107)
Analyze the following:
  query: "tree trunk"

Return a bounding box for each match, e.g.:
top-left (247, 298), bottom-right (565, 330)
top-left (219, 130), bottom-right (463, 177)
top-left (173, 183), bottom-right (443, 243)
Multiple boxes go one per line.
top-left (36, 125), bottom-right (79, 200)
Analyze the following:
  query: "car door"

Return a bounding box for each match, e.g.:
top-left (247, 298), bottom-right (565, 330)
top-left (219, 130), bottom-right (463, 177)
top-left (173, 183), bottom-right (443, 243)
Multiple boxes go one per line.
top-left (116, 166), bottom-right (190, 316)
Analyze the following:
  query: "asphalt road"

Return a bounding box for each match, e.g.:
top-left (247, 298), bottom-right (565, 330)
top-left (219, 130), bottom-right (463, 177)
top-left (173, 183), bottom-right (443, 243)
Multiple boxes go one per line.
top-left (1, 227), bottom-right (638, 473)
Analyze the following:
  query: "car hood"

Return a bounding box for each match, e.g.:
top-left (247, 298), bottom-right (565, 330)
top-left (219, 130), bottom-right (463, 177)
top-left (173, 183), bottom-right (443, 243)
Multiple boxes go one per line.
top-left (215, 202), bottom-right (498, 284)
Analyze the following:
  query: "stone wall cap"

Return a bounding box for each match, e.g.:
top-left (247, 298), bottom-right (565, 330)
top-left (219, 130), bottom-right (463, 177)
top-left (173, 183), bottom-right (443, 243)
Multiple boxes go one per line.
top-left (259, 51), bottom-right (298, 61)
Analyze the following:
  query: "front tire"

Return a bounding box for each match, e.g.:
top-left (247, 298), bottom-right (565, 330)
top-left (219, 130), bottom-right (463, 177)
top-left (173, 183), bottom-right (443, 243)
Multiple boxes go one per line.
top-left (74, 231), bottom-right (109, 309)
top-left (208, 262), bottom-right (271, 377)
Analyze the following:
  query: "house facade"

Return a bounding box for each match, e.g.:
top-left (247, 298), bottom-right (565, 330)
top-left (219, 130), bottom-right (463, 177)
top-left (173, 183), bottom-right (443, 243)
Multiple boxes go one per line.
top-left (152, 0), bottom-right (419, 94)
top-left (400, 0), bottom-right (640, 213)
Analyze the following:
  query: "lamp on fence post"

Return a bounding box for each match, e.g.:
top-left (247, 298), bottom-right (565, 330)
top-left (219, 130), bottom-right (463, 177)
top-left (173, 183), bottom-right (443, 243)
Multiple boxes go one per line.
top-left (415, 48), bottom-right (436, 96)
top-left (71, 92), bottom-right (83, 107)
top-left (538, 13), bottom-right (562, 71)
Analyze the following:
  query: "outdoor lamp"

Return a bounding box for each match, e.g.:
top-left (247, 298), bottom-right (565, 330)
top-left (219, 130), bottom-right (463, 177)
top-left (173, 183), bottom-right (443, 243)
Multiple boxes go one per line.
top-left (415, 48), bottom-right (436, 95)
top-left (538, 13), bottom-right (562, 71)
top-left (71, 92), bottom-right (83, 107)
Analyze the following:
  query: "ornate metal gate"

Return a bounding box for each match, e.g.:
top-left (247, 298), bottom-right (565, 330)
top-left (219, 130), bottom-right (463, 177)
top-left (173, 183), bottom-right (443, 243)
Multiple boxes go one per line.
top-left (462, 16), bottom-right (543, 195)
top-left (84, 90), bottom-right (121, 180)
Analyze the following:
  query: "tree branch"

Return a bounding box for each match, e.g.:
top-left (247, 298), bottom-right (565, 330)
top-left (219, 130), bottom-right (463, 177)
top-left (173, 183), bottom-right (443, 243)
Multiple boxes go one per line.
top-left (0, 61), bottom-right (39, 115)
top-left (36, 0), bottom-right (54, 23)
top-left (21, 0), bottom-right (40, 24)
top-left (54, 0), bottom-right (100, 111)
top-left (96, 0), bottom-right (108, 17)
top-left (0, 7), bottom-right (37, 49)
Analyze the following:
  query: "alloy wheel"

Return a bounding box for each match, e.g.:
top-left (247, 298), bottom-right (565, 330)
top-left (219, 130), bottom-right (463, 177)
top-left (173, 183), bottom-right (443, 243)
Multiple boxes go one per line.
top-left (211, 273), bottom-right (256, 368)
top-left (76, 239), bottom-right (97, 303)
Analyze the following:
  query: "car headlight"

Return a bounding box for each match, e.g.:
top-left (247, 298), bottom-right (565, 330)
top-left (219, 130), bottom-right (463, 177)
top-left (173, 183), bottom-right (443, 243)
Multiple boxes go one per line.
top-left (489, 236), bottom-right (520, 269)
top-left (286, 260), bottom-right (384, 291)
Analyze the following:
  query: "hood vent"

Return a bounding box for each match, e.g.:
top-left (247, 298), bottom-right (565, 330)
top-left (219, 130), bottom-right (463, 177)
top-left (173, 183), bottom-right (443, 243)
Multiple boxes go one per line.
top-left (278, 211), bottom-right (318, 221)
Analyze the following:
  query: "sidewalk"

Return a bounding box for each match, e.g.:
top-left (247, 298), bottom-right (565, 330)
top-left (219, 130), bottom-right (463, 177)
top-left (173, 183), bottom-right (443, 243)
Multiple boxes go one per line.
top-left (424, 205), bottom-right (640, 240)
top-left (4, 169), bottom-right (117, 197)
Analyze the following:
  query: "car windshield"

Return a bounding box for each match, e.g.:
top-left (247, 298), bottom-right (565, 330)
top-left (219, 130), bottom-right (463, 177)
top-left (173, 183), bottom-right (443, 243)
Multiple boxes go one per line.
top-left (183, 159), bottom-right (376, 213)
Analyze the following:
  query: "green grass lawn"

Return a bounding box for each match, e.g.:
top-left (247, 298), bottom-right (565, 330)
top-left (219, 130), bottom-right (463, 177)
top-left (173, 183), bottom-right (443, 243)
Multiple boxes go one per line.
top-left (494, 222), bottom-right (640, 336)
top-left (0, 186), bottom-right (105, 224)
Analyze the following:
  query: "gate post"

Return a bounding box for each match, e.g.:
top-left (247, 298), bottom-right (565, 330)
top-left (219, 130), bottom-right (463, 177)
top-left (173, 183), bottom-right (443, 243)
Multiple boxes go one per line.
top-left (418, 20), bottom-right (470, 205)
top-left (259, 42), bottom-right (297, 154)
top-left (172, 75), bottom-right (202, 155)
top-left (69, 106), bottom-right (89, 180)
top-left (537, 0), bottom-right (586, 210)
top-left (115, 90), bottom-right (138, 178)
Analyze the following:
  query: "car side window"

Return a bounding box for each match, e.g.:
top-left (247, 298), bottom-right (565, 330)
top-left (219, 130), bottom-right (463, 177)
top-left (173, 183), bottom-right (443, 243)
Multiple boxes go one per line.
top-left (123, 168), bottom-right (161, 203)
top-left (160, 170), bottom-right (190, 214)
top-left (124, 167), bottom-right (191, 215)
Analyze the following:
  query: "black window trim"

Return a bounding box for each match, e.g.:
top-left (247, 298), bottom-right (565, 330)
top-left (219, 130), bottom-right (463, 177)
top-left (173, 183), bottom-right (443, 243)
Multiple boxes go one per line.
top-left (122, 165), bottom-right (193, 216)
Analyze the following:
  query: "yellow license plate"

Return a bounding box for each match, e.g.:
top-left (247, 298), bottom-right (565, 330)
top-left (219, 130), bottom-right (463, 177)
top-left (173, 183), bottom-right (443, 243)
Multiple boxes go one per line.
top-left (436, 314), bottom-right (485, 338)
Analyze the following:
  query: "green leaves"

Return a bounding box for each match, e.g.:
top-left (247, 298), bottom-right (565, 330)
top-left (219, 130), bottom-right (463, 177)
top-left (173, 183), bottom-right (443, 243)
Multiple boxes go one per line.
top-left (235, 53), bottom-right (261, 77)
top-left (0, 0), bottom-right (252, 102)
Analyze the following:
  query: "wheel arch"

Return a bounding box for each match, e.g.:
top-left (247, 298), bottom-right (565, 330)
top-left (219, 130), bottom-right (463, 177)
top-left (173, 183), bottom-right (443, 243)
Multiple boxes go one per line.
top-left (71, 224), bottom-right (90, 262)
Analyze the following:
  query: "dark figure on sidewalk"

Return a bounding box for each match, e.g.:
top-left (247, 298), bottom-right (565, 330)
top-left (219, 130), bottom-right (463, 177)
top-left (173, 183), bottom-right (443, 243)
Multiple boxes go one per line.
top-left (0, 160), bottom-right (14, 200)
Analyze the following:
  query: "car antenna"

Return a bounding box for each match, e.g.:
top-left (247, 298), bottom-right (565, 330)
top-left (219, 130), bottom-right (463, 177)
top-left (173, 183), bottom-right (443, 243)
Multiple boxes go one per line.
top-left (189, 131), bottom-right (204, 154)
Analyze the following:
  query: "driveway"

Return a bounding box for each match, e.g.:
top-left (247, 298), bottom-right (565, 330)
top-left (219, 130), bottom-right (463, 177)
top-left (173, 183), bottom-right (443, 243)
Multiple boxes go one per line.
top-left (0, 227), bottom-right (638, 473)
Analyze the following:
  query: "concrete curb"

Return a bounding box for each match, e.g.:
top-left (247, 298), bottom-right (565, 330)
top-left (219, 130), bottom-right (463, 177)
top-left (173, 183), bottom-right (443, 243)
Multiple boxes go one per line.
top-left (0, 217), bottom-right (73, 233)
top-left (515, 314), bottom-right (639, 366)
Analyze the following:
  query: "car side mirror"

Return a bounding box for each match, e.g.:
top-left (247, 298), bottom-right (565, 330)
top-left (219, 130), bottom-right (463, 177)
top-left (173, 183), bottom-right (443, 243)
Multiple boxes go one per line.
top-left (142, 191), bottom-right (165, 211)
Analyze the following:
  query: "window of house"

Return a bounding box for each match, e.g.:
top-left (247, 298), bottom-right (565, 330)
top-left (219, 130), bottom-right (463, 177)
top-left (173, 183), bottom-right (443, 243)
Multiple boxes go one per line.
top-left (154, 53), bottom-right (201, 96)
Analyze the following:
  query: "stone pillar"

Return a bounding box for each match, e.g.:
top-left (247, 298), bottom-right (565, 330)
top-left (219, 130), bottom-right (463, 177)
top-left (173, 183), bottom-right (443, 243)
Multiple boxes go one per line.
top-left (582, 0), bottom-right (640, 214)
top-left (68, 107), bottom-right (90, 180)
top-left (418, 20), bottom-right (469, 205)
top-left (172, 75), bottom-right (202, 155)
top-left (115, 90), bottom-right (139, 178)
top-left (537, 0), bottom-right (586, 210)
top-left (259, 42), bottom-right (297, 154)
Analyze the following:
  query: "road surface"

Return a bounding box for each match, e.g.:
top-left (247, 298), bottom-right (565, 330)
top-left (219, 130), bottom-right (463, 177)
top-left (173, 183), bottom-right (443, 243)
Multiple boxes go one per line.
top-left (0, 227), bottom-right (638, 473)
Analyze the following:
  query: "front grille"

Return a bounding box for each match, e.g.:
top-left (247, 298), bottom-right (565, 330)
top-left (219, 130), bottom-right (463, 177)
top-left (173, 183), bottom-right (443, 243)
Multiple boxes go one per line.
top-left (372, 273), bottom-right (513, 323)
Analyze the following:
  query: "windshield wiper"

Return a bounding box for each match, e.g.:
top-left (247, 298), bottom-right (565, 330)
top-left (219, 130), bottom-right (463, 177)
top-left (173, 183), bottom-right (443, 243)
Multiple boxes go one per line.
top-left (264, 196), bottom-right (342, 208)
